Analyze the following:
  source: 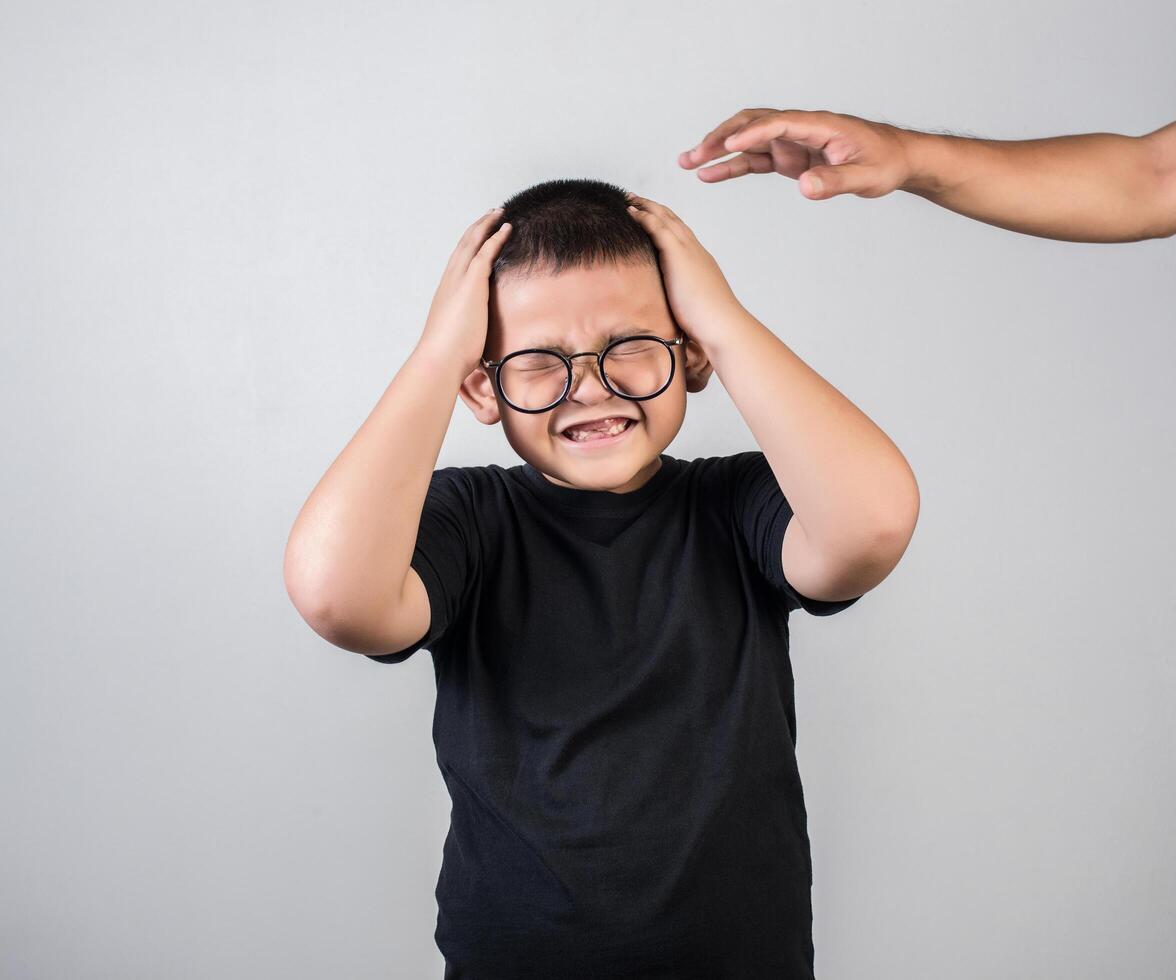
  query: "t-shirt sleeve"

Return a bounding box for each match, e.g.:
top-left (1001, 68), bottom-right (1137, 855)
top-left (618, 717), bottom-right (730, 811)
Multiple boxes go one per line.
top-left (366, 466), bottom-right (480, 664)
top-left (727, 450), bottom-right (863, 617)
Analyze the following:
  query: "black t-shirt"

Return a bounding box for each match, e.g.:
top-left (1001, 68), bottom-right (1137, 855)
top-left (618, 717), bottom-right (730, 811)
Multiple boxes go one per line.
top-left (368, 451), bottom-right (862, 979)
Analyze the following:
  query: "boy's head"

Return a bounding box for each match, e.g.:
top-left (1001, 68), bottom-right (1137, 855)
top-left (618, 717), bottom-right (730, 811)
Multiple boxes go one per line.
top-left (458, 178), bottom-right (713, 493)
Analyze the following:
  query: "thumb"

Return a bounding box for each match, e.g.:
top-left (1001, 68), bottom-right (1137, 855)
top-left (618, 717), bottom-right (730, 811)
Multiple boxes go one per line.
top-left (798, 163), bottom-right (885, 200)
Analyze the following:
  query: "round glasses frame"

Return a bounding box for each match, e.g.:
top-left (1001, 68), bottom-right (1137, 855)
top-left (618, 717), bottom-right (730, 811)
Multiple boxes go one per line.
top-left (481, 329), bottom-right (686, 414)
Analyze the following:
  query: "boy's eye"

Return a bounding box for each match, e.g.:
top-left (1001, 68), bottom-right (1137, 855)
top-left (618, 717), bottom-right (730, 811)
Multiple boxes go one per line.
top-left (507, 351), bottom-right (561, 366)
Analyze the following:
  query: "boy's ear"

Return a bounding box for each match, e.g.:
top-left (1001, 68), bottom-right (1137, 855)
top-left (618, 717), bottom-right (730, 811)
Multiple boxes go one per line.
top-left (458, 365), bottom-right (503, 425)
top-left (682, 334), bottom-right (714, 393)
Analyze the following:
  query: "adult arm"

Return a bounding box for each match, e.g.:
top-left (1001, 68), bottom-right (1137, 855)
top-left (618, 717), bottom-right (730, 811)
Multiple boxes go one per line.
top-left (681, 108), bottom-right (1176, 243)
top-left (902, 120), bottom-right (1176, 242)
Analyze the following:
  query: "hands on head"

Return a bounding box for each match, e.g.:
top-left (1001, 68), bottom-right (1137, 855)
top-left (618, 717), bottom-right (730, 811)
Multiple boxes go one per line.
top-left (417, 207), bottom-right (512, 379)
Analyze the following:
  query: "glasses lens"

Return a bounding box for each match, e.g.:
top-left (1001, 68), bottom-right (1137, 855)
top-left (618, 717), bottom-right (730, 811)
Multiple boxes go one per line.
top-left (497, 338), bottom-right (674, 410)
top-left (602, 338), bottom-right (673, 398)
top-left (498, 351), bottom-right (570, 410)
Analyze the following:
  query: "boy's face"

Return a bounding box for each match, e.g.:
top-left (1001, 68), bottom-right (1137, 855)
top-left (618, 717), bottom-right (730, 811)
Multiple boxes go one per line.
top-left (459, 260), bottom-right (713, 493)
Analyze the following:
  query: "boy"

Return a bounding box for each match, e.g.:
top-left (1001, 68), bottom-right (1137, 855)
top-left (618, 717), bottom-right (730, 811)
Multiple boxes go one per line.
top-left (284, 179), bottom-right (920, 978)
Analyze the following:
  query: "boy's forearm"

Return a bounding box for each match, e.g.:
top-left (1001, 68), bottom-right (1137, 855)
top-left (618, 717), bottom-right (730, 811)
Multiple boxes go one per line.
top-left (283, 343), bottom-right (466, 639)
top-left (704, 311), bottom-right (918, 570)
top-left (899, 124), bottom-right (1176, 243)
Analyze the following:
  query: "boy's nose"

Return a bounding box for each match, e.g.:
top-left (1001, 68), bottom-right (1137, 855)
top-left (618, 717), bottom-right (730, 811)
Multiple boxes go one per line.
top-left (566, 355), bottom-right (612, 400)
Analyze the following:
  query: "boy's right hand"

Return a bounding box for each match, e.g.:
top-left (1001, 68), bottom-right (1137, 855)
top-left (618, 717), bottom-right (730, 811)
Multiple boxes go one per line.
top-left (417, 207), bottom-right (513, 377)
top-left (678, 108), bottom-right (916, 201)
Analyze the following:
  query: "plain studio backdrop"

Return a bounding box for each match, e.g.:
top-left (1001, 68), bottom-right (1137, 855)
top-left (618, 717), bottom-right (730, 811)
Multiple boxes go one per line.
top-left (2, 1), bottom-right (1174, 977)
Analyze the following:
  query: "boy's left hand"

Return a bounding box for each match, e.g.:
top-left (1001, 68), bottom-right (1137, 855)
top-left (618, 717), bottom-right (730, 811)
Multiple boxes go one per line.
top-left (625, 193), bottom-right (748, 352)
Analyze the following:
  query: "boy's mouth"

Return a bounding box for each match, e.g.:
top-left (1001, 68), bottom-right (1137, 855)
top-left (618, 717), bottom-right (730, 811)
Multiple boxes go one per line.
top-left (558, 416), bottom-right (637, 445)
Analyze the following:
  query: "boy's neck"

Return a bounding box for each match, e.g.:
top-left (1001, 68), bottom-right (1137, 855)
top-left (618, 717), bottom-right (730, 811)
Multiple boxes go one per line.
top-left (539, 455), bottom-right (663, 495)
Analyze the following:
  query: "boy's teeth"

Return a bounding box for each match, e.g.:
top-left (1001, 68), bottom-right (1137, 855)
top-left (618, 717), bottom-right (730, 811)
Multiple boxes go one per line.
top-left (565, 418), bottom-right (631, 441)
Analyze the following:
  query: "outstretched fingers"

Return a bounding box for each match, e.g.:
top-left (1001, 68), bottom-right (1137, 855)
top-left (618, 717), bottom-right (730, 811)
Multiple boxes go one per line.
top-left (678, 107), bottom-right (778, 170)
top-left (694, 151), bottom-right (778, 183)
top-left (723, 109), bottom-right (839, 155)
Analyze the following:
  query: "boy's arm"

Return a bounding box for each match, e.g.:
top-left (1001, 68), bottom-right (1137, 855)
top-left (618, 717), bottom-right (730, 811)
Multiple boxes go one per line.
top-left (901, 120), bottom-right (1176, 243)
top-left (705, 311), bottom-right (920, 603)
top-left (283, 209), bottom-right (510, 655)
top-left (685, 109), bottom-right (1176, 243)
top-left (283, 345), bottom-right (466, 654)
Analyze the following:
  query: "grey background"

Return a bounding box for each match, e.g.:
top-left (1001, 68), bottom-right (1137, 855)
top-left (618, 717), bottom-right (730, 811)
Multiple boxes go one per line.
top-left (2, 1), bottom-right (1174, 977)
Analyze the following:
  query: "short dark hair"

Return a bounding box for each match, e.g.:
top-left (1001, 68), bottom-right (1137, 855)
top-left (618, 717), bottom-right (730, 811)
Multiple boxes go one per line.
top-left (490, 178), bottom-right (658, 285)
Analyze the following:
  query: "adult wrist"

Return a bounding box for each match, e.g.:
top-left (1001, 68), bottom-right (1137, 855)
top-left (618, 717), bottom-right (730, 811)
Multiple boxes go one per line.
top-left (896, 127), bottom-right (956, 199)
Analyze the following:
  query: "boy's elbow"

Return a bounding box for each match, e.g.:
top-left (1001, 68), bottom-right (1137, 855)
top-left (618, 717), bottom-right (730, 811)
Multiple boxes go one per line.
top-left (874, 515), bottom-right (917, 579)
top-left (867, 461), bottom-right (920, 559)
top-left (283, 537), bottom-right (356, 648)
top-left (834, 480), bottom-right (920, 595)
top-left (888, 470), bottom-right (921, 549)
top-left (834, 531), bottom-right (911, 597)
top-left (285, 568), bottom-right (338, 645)
top-left (284, 556), bottom-right (418, 656)
top-left (285, 587), bottom-right (382, 655)
top-left (1139, 125), bottom-right (1176, 240)
top-left (876, 480), bottom-right (920, 574)
top-left (285, 535), bottom-right (326, 621)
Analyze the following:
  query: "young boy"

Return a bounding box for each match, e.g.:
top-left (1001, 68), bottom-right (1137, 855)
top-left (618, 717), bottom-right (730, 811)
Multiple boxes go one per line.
top-left (284, 179), bottom-right (920, 979)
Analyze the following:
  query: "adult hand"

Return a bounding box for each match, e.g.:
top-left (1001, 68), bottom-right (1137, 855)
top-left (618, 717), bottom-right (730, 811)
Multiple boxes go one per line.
top-left (678, 107), bottom-right (916, 201)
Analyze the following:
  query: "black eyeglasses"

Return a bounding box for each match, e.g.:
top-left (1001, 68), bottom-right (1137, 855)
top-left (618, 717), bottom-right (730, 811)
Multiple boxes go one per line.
top-left (481, 330), bottom-right (685, 414)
